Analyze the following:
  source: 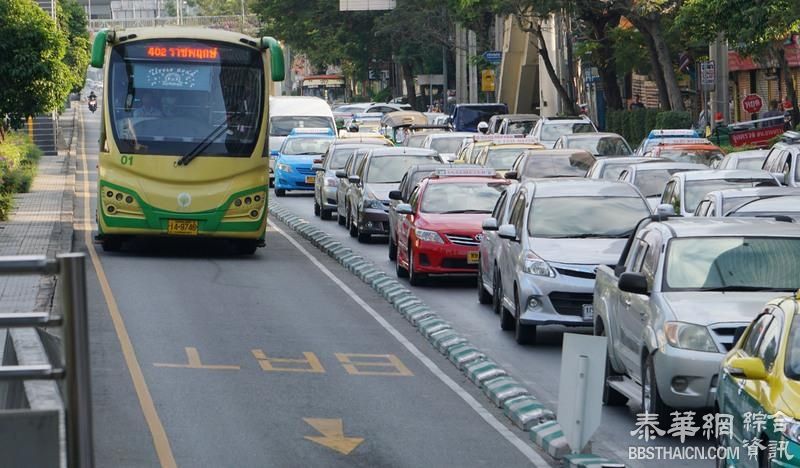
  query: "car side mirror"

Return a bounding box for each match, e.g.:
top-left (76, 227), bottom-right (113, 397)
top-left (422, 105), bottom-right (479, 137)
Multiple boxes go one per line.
top-left (395, 203), bottom-right (413, 215)
top-left (618, 272), bottom-right (649, 296)
top-left (335, 170), bottom-right (347, 179)
top-left (656, 203), bottom-right (676, 216)
top-left (348, 175), bottom-right (361, 184)
top-left (497, 224), bottom-right (517, 241)
top-left (388, 190), bottom-right (402, 201)
top-left (725, 356), bottom-right (768, 380)
top-left (482, 218), bottom-right (498, 231)
top-left (311, 163), bottom-right (324, 171)
top-left (504, 171), bottom-right (518, 180)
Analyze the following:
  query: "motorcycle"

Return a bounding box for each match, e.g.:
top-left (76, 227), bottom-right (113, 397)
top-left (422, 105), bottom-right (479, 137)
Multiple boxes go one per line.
top-left (88, 98), bottom-right (97, 113)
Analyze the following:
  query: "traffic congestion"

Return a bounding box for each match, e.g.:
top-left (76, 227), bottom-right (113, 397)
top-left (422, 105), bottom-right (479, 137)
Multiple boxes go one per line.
top-left (268, 94), bottom-right (800, 466)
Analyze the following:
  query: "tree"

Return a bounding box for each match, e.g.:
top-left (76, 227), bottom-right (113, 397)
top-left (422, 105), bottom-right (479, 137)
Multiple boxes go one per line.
top-left (0, 0), bottom-right (71, 132)
top-left (678, 0), bottom-right (800, 125)
top-left (58, 0), bottom-right (91, 93)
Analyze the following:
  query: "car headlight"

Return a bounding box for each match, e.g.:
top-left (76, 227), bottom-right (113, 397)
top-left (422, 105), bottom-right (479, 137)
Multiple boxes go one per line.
top-left (324, 177), bottom-right (338, 187)
top-left (523, 251), bottom-right (555, 277)
top-left (363, 195), bottom-right (384, 210)
top-left (415, 228), bottom-right (444, 244)
top-left (779, 416), bottom-right (800, 444)
top-left (663, 322), bottom-right (718, 352)
top-left (276, 163), bottom-right (292, 173)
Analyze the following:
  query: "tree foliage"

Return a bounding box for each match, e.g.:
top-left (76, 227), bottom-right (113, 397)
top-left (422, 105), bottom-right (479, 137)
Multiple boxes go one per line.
top-left (0, 0), bottom-right (71, 129)
top-left (58, 0), bottom-right (91, 93)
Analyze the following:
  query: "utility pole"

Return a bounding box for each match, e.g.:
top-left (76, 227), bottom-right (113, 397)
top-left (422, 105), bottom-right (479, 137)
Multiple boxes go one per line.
top-left (468, 29), bottom-right (478, 103)
top-left (455, 23), bottom-right (466, 104)
top-left (710, 33), bottom-right (730, 129)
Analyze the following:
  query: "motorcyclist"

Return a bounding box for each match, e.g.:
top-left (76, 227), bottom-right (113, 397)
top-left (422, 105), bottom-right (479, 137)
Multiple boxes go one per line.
top-left (88, 91), bottom-right (98, 113)
top-left (477, 121), bottom-right (489, 134)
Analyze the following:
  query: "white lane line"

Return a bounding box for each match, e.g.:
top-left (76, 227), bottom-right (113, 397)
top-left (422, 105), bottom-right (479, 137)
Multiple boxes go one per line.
top-left (271, 222), bottom-right (550, 467)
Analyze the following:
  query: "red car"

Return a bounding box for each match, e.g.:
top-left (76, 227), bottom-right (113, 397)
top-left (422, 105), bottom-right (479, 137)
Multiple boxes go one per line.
top-left (394, 168), bottom-right (510, 285)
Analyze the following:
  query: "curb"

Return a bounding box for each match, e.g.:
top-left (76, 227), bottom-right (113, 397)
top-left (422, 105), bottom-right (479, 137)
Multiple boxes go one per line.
top-left (563, 454), bottom-right (621, 468)
top-left (268, 202), bottom-right (618, 466)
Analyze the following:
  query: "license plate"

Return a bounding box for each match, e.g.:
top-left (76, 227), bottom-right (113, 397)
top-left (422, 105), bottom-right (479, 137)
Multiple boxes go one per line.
top-left (167, 220), bottom-right (198, 235)
top-left (582, 304), bottom-right (594, 321)
top-left (467, 251), bottom-right (480, 264)
top-left (305, 176), bottom-right (316, 184)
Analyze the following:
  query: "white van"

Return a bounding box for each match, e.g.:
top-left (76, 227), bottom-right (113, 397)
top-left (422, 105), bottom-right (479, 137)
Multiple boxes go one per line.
top-left (269, 97), bottom-right (336, 184)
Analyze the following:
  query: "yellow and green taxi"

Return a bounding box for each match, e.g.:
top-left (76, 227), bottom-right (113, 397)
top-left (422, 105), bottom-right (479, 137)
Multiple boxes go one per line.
top-left (717, 292), bottom-right (800, 467)
top-left (472, 138), bottom-right (544, 177)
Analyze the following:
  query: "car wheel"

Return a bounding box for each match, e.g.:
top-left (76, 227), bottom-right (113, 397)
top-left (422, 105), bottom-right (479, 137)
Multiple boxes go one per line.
top-left (348, 210), bottom-right (358, 238)
top-left (600, 327), bottom-right (628, 406)
top-left (499, 280), bottom-right (514, 331)
top-left (275, 188), bottom-right (286, 197)
top-left (396, 247), bottom-right (409, 278)
top-left (477, 262), bottom-right (492, 304)
top-left (388, 237), bottom-right (397, 261)
top-left (337, 210), bottom-right (346, 225)
top-left (357, 231), bottom-right (371, 243)
top-left (320, 209), bottom-right (333, 221)
top-left (642, 353), bottom-right (671, 426)
top-left (492, 269), bottom-right (502, 315)
top-left (314, 201), bottom-right (321, 216)
top-left (514, 288), bottom-right (536, 344)
top-left (408, 247), bottom-right (426, 286)
top-left (101, 235), bottom-right (122, 252)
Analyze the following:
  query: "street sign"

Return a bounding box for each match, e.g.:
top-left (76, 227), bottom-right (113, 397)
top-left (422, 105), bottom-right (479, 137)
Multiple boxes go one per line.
top-left (557, 334), bottom-right (606, 454)
top-left (482, 51), bottom-right (502, 65)
top-left (700, 61), bottom-right (715, 89)
top-left (481, 69), bottom-right (496, 92)
top-left (742, 94), bottom-right (764, 114)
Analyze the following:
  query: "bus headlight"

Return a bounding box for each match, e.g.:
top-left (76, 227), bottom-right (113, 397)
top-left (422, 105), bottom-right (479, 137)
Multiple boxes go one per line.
top-left (224, 191), bottom-right (266, 220)
top-left (101, 187), bottom-right (144, 218)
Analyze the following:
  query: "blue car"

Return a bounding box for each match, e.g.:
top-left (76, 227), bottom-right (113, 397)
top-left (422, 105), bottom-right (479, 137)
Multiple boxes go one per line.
top-left (273, 128), bottom-right (336, 197)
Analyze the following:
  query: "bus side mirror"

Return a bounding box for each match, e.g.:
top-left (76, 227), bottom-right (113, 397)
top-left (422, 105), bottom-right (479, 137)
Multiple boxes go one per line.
top-left (91, 29), bottom-right (110, 68)
top-left (261, 37), bottom-right (285, 82)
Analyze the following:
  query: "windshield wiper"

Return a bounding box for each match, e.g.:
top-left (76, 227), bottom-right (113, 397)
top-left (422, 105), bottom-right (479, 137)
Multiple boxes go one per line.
top-left (440, 209), bottom-right (492, 214)
top-left (176, 120), bottom-right (229, 166)
top-left (695, 286), bottom-right (792, 292)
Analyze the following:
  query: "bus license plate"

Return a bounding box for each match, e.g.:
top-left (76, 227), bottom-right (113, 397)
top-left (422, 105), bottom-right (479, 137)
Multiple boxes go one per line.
top-left (167, 220), bottom-right (198, 235)
top-left (582, 304), bottom-right (594, 321)
top-left (305, 176), bottom-right (316, 184)
top-left (467, 252), bottom-right (480, 264)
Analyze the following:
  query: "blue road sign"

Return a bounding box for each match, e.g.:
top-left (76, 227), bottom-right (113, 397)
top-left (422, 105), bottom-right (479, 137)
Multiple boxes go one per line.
top-left (482, 51), bottom-right (502, 65)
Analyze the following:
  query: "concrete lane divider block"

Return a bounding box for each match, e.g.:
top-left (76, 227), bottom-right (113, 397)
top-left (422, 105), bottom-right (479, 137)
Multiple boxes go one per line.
top-left (416, 317), bottom-right (451, 338)
top-left (502, 395), bottom-right (555, 431)
top-left (447, 343), bottom-right (485, 370)
top-left (481, 376), bottom-right (528, 407)
top-left (530, 420), bottom-right (570, 460)
top-left (431, 331), bottom-right (467, 354)
top-left (563, 454), bottom-right (620, 468)
top-left (403, 306), bottom-right (434, 324)
top-left (463, 359), bottom-right (507, 386)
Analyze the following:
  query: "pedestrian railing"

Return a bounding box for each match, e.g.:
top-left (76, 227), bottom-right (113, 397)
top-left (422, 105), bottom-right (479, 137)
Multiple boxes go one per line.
top-left (0, 254), bottom-right (93, 468)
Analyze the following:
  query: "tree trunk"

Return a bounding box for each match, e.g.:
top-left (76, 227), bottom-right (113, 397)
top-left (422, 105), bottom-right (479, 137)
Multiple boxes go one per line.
top-left (588, 15), bottom-right (623, 110)
top-left (634, 18), bottom-right (671, 109)
top-left (643, 18), bottom-right (684, 111)
top-left (533, 25), bottom-right (578, 115)
top-left (778, 47), bottom-right (800, 128)
top-left (401, 61), bottom-right (417, 111)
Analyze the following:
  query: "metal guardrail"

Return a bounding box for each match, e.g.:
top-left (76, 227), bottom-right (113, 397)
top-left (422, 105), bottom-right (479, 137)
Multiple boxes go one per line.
top-left (89, 14), bottom-right (260, 33)
top-left (0, 254), bottom-right (93, 468)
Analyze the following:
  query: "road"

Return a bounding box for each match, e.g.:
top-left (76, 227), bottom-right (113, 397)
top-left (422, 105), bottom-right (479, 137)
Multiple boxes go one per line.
top-left (76, 105), bottom-right (550, 466)
top-left (275, 192), bottom-right (714, 467)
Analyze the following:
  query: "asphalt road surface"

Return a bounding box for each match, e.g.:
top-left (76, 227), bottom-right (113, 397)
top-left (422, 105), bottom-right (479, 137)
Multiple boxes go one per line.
top-left (76, 104), bottom-right (552, 467)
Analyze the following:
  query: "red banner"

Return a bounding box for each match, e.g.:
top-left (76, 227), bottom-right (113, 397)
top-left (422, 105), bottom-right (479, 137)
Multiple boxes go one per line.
top-left (730, 126), bottom-right (785, 147)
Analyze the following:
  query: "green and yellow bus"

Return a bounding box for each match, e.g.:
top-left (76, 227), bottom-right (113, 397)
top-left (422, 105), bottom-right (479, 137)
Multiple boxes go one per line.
top-left (90, 27), bottom-right (284, 254)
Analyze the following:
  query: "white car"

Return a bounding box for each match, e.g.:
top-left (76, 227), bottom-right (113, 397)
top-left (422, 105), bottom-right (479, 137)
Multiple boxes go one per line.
top-left (420, 132), bottom-right (475, 162)
top-left (528, 116), bottom-right (597, 149)
top-left (659, 169), bottom-right (780, 217)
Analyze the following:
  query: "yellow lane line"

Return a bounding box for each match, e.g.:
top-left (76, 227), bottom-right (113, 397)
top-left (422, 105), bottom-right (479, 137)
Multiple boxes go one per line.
top-left (78, 110), bottom-right (178, 468)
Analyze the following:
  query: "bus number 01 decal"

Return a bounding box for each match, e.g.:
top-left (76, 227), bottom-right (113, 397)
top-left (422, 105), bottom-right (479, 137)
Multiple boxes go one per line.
top-left (120, 155), bottom-right (134, 166)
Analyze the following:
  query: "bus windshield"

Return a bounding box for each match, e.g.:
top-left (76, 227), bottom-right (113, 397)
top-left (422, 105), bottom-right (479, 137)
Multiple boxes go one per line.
top-left (108, 39), bottom-right (264, 157)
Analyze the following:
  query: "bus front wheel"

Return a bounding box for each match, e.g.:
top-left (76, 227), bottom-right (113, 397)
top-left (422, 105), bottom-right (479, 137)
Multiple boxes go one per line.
top-left (235, 239), bottom-right (258, 255)
top-left (101, 235), bottom-right (122, 252)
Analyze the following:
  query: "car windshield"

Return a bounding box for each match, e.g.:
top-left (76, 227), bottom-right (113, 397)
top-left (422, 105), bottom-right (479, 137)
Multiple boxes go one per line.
top-left (507, 120), bottom-right (536, 135)
top-left (664, 237), bottom-right (800, 291)
top-left (684, 179), bottom-right (777, 212)
top-left (485, 148), bottom-right (525, 170)
top-left (521, 154), bottom-right (594, 178)
top-left (541, 122), bottom-right (595, 141)
top-left (454, 106), bottom-right (506, 131)
top-left (787, 315), bottom-right (800, 380)
top-left (527, 196), bottom-right (650, 238)
top-left (429, 137), bottom-right (464, 154)
top-left (634, 169), bottom-right (700, 197)
top-left (659, 149), bottom-right (724, 166)
top-left (107, 39), bottom-right (264, 157)
top-left (281, 138), bottom-right (333, 155)
top-left (327, 148), bottom-right (356, 170)
top-left (729, 196), bottom-right (800, 218)
top-left (600, 163), bottom-right (632, 180)
top-left (404, 134), bottom-right (428, 148)
top-left (269, 116), bottom-right (335, 136)
top-left (366, 155), bottom-right (439, 183)
top-left (567, 136), bottom-right (631, 156)
top-left (735, 157), bottom-right (767, 171)
top-left (420, 182), bottom-right (505, 213)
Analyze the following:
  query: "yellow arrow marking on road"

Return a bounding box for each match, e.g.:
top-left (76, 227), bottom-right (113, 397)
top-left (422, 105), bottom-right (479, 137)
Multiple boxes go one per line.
top-left (303, 418), bottom-right (364, 455)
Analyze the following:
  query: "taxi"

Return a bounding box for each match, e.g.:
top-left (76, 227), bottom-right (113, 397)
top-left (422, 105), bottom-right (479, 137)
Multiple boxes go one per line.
top-left (472, 137), bottom-right (544, 176)
top-left (274, 128), bottom-right (336, 197)
top-left (393, 168), bottom-right (510, 285)
top-left (716, 292), bottom-right (800, 467)
top-left (648, 140), bottom-right (726, 167)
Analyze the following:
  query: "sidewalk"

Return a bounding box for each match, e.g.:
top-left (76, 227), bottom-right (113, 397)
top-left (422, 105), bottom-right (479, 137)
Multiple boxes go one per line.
top-left (0, 101), bottom-right (77, 410)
